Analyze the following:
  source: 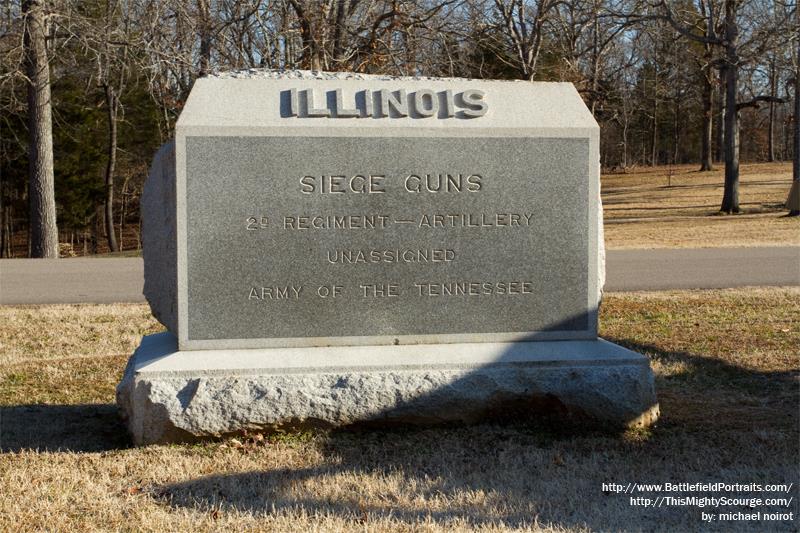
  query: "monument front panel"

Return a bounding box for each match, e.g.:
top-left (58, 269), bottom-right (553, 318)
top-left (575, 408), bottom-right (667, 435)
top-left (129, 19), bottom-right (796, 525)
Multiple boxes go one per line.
top-left (182, 134), bottom-right (592, 349)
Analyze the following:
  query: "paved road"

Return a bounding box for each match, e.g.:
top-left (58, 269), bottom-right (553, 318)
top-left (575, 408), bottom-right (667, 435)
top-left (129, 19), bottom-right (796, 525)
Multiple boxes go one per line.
top-left (1, 258), bottom-right (147, 305)
top-left (603, 246), bottom-right (799, 291)
top-left (1, 246), bottom-right (798, 304)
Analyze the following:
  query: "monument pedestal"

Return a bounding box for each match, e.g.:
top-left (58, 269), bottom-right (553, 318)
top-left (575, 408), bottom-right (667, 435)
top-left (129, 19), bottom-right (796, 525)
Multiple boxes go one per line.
top-left (117, 333), bottom-right (659, 445)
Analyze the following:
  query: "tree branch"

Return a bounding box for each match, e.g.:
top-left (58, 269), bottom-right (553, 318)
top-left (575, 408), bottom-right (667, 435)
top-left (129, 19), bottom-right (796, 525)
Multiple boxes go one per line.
top-left (736, 95), bottom-right (787, 111)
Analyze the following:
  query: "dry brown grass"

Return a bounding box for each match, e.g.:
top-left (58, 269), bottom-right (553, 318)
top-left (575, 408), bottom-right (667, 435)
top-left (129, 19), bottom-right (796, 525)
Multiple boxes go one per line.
top-left (602, 161), bottom-right (799, 249)
top-left (1, 290), bottom-right (799, 532)
top-left (0, 304), bottom-right (161, 365)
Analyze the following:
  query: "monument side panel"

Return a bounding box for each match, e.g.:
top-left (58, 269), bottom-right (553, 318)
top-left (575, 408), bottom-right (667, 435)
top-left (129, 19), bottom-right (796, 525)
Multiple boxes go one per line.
top-left (141, 141), bottom-right (178, 332)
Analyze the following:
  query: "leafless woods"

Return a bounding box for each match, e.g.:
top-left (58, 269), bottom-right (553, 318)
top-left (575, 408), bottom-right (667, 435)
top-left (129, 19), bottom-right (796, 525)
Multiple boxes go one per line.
top-left (1, 0), bottom-right (797, 256)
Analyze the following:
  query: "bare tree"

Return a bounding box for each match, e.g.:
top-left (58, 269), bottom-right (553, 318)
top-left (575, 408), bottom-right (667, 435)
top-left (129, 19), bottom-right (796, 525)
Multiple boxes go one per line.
top-left (76, 0), bottom-right (139, 252)
top-left (636, 0), bottom-right (791, 213)
top-left (493, 0), bottom-right (556, 79)
top-left (549, 0), bottom-right (636, 118)
top-left (23, 0), bottom-right (58, 257)
top-left (719, 0), bottom-right (741, 212)
top-left (767, 54), bottom-right (777, 162)
top-left (197, 0), bottom-right (212, 75)
top-left (697, 0), bottom-right (720, 171)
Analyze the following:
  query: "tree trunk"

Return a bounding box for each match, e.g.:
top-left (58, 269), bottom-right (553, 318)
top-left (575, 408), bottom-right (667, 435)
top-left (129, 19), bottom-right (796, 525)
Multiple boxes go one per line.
top-left (590, 1), bottom-right (600, 117)
top-left (289, 1), bottom-right (323, 71)
top-left (119, 176), bottom-right (129, 249)
top-left (651, 98), bottom-right (658, 166)
top-left (673, 95), bottom-right (680, 164)
top-left (651, 46), bottom-right (658, 166)
top-left (699, 12), bottom-right (714, 171)
top-left (23, 0), bottom-right (58, 258)
top-left (790, 26), bottom-right (800, 216)
top-left (331, 0), bottom-right (347, 64)
top-left (6, 205), bottom-right (14, 257)
top-left (104, 84), bottom-right (120, 252)
top-left (768, 58), bottom-right (777, 162)
top-left (621, 110), bottom-right (629, 168)
top-left (197, 0), bottom-right (211, 76)
top-left (715, 66), bottom-right (725, 162)
top-left (700, 67), bottom-right (714, 171)
top-left (91, 208), bottom-right (100, 254)
top-left (720, 1), bottom-right (740, 214)
top-left (0, 182), bottom-right (6, 258)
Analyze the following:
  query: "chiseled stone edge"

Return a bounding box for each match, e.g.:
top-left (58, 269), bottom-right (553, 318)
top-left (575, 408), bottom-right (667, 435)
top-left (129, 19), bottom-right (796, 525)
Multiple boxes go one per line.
top-left (117, 336), bottom-right (658, 445)
top-left (142, 141), bottom-right (178, 333)
top-left (207, 68), bottom-right (481, 82)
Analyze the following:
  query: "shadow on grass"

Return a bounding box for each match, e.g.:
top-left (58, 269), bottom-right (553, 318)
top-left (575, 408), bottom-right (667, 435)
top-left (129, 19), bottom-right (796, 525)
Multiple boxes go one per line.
top-left (608, 338), bottom-right (799, 397)
top-left (151, 340), bottom-right (798, 529)
top-left (0, 404), bottom-right (131, 452)
top-left (158, 422), bottom-right (621, 529)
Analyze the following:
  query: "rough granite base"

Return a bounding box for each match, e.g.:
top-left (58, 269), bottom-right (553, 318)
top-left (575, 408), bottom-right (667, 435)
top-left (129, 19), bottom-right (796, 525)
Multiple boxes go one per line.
top-left (117, 333), bottom-right (659, 445)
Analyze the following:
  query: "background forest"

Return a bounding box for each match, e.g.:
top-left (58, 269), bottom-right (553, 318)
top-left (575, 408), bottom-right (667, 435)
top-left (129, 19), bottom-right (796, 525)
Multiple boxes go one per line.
top-left (1, 0), bottom-right (797, 257)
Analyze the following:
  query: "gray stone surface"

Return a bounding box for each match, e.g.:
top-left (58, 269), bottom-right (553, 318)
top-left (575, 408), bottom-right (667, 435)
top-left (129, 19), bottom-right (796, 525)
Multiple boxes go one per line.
top-left (117, 332), bottom-right (659, 445)
top-left (140, 70), bottom-right (603, 350)
top-left (142, 141), bottom-right (177, 333)
top-left (185, 135), bottom-right (591, 345)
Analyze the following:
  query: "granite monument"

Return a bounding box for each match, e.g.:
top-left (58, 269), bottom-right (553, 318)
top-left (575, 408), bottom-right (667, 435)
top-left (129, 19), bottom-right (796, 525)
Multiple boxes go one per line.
top-left (117, 70), bottom-right (659, 444)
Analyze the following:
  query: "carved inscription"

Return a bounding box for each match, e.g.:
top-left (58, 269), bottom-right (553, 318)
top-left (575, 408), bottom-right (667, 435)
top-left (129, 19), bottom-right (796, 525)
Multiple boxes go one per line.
top-left (185, 135), bottom-right (592, 342)
top-left (327, 249), bottom-right (456, 264)
top-left (272, 213), bottom-right (534, 230)
top-left (299, 173), bottom-right (482, 194)
top-left (245, 169), bottom-right (538, 304)
top-left (287, 88), bottom-right (488, 118)
top-left (247, 281), bottom-right (536, 301)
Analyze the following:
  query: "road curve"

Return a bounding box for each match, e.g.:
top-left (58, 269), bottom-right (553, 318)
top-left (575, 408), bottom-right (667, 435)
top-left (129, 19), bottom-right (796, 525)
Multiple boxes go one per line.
top-left (1, 246), bottom-right (798, 305)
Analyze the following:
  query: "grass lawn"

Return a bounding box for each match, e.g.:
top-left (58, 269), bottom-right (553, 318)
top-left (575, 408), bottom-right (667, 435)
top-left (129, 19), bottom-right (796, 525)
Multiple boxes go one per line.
top-left (601, 162), bottom-right (799, 249)
top-left (0, 288), bottom-right (798, 531)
